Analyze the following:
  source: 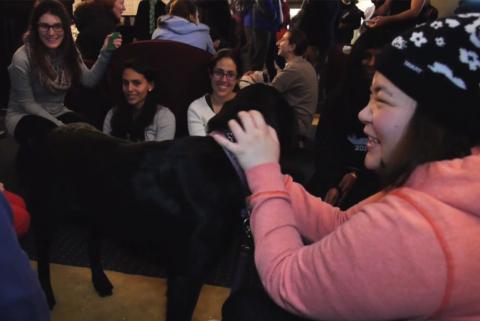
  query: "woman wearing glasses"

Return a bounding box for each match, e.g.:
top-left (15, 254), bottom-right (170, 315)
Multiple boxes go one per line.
top-left (187, 48), bottom-right (242, 136)
top-left (5, 0), bottom-right (121, 151)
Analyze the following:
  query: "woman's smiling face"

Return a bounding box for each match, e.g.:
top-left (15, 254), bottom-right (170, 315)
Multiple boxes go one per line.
top-left (358, 72), bottom-right (417, 172)
top-left (210, 57), bottom-right (238, 98)
top-left (122, 68), bottom-right (154, 109)
top-left (37, 13), bottom-right (64, 50)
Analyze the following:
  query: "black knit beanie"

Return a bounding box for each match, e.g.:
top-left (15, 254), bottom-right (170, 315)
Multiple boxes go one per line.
top-left (376, 13), bottom-right (480, 141)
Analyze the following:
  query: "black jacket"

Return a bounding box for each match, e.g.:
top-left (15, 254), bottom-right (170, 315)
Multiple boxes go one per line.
top-left (75, 3), bottom-right (120, 61)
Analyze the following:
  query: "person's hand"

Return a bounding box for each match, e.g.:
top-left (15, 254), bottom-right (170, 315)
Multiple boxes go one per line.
top-left (324, 172), bottom-right (358, 206)
top-left (0, 182), bottom-right (5, 192)
top-left (366, 15), bottom-right (388, 28)
top-left (102, 32), bottom-right (123, 51)
top-left (338, 172), bottom-right (357, 194)
top-left (211, 110), bottom-right (280, 171)
top-left (324, 187), bottom-right (339, 205)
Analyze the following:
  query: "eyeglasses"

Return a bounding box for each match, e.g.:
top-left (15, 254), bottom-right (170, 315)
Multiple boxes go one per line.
top-left (212, 68), bottom-right (237, 81)
top-left (38, 23), bottom-right (64, 33)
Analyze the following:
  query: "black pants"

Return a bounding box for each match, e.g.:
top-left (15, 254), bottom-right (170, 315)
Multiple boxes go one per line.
top-left (222, 287), bottom-right (311, 321)
top-left (13, 112), bottom-right (87, 146)
top-left (243, 27), bottom-right (271, 71)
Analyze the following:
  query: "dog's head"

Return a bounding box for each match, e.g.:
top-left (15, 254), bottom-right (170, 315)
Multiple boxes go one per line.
top-left (207, 84), bottom-right (299, 153)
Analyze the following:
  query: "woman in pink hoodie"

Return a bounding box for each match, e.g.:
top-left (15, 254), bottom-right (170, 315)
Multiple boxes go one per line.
top-left (214, 14), bottom-right (480, 321)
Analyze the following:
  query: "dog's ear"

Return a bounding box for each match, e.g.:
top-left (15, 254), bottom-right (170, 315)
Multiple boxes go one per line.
top-left (207, 84), bottom-right (298, 151)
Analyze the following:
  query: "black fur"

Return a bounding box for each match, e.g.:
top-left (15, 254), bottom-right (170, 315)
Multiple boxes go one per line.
top-left (23, 84), bottom-right (299, 321)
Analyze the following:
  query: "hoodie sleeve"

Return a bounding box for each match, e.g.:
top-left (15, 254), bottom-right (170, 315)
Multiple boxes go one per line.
top-left (246, 162), bottom-right (447, 320)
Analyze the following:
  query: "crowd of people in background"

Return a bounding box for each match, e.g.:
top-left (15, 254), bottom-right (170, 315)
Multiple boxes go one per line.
top-left (2, 0), bottom-right (480, 320)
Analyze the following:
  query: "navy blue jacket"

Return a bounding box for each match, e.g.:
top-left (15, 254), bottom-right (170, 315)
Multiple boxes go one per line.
top-left (0, 193), bottom-right (50, 321)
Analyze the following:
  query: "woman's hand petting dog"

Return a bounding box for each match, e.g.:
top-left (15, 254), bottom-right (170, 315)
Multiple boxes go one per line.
top-left (212, 110), bottom-right (280, 171)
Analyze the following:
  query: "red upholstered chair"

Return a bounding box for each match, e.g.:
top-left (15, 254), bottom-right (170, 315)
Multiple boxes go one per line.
top-left (108, 40), bottom-right (213, 137)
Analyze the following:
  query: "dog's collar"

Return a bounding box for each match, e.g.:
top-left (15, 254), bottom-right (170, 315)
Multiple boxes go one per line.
top-left (217, 130), bottom-right (253, 249)
top-left (215, 130), bottom-right (249, 196)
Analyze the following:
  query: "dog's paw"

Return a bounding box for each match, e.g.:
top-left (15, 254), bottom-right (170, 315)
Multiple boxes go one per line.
top-left (92, 271), bottom-right (113, 297)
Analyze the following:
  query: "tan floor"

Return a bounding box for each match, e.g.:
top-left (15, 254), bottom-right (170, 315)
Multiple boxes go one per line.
top-left (32, 262), bottom-right (230, 321)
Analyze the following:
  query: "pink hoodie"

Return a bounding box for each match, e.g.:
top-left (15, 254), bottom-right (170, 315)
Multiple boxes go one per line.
top-left (246, 149), bottom-right (480, 320)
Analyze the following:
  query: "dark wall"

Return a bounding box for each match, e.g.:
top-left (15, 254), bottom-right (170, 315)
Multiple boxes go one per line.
top-left (0, 0), bottom-right (73, 107)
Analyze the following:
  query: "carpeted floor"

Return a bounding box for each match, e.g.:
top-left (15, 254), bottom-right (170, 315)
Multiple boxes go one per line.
top-left (0, 132), bottom-right (234, 321)
top-left (20, 223), bottom-right (237, 287)
top-left (33, 262), bottom-right (229, 321)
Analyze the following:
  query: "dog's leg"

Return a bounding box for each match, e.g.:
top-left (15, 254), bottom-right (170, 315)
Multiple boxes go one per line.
top-left (166, 275), bottom-right (203, 321)
top-left (36, 238), bottom-right (56, 309)
top-left (88, 229), bottom-right (113, 296)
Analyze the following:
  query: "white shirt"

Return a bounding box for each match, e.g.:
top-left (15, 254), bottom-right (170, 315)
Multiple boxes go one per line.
top-left (187, 94), bottom-right (215, 136)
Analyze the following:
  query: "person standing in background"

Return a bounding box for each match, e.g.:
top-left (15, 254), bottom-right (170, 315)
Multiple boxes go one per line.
top-left (134, 0), bottom-right (166, 40)
top-left (74, 0), bottom-right (125, 61)
top-left (242, 0), bottom-right (281, 72)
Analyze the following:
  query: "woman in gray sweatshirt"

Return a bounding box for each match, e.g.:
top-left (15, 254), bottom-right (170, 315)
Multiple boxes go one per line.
top-left (5, 0), bottom-right (121, 146)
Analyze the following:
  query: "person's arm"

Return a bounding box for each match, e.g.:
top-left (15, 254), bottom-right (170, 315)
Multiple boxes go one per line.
top-left (373, 0), bottom-right (393, 16)
top-left (187, 102), bottom-right (209, 136)
top-left (369, 0), bottom-right (425, 28)
top-left (247, 163), bottom-right (354, 242)
top-left (205, 33), bottom-right (216, 55)
top-left (249, 172), bottom-right (445, 319)
top-left (213, 110), bottom-right (446, 319)
top-left (133, 0), bottom-right (149, 40)
top-left (8, 52), bottom-right (63, 126)
top-left (79, 34), bottom-right (122, 87)
top-left (152, 106), bottom-right (176, 141)
top-left (102, 108), bottom-right (114, 135)
top-left (271, 66), bottom-right (295, 94)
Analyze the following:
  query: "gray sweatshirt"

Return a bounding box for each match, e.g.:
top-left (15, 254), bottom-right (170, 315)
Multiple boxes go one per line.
top-left (5, 45), bottom-right (111, 136)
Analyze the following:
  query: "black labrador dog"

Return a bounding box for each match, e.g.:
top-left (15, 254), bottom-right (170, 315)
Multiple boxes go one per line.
top-left (23, 84), bottom-right (300, 321)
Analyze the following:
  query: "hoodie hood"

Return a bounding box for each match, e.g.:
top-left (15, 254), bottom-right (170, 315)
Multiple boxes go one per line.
top-left (155, 15), bottom-right (210, 36)
top-left (405, 147), bottom-right (480, 217)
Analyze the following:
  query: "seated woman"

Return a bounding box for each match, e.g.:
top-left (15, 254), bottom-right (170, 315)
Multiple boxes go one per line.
top-left (187, 48), bottom-right (241, 136)
top-left (103, 60), bottom-right (176, 141)
top-left (6, 0), bottom-right (121, 153)
top-left (215, 14), bottom-right (480, 321)
top-left (151, 0), bottom-right (216, 54)
top-left (74, 0), bottom-right (126, 61)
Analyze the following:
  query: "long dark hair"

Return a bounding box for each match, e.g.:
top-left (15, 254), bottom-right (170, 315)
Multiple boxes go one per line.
top-left (110, 60), bottom-right (159, 141)
top-left (381, 105), bottom-right (472, 189)
top-left (26, 0), bottom-right (81, 86)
